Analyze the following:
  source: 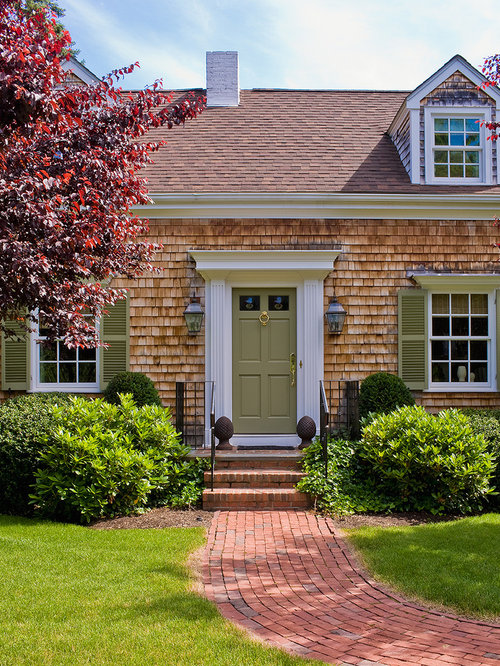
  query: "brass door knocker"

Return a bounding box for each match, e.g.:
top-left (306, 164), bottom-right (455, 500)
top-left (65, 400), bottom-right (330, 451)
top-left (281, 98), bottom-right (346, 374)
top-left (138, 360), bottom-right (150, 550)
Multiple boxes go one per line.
top-left (258, 311), bottom-right (270, 326)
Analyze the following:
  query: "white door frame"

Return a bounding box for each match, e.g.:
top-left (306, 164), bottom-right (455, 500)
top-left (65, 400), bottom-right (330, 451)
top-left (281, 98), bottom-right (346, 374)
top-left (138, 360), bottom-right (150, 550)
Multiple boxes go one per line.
top-left (190, 250), bottom-right (340, 446)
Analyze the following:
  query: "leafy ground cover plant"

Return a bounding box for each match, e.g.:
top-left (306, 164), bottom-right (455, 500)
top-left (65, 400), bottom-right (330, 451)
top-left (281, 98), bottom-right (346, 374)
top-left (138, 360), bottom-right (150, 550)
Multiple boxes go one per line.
top-left (359, 405), bottom-right (494, 514)
top-left (297, 437), bottom-right (357, 514)
top-left (0, 392), bottom-right (71, 515)
top-left (297, 436), bottom-right (407, 515)
top-left (103, 371), bottom-right (162, 407)
top-left (359, 372), bottom-right (415, 418)
top-left (31, 394), bottom-right (207, 522)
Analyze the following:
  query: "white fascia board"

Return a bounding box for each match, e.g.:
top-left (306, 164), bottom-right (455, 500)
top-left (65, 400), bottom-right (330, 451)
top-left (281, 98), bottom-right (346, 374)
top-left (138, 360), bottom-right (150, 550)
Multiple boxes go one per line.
top-left (409, 272), bottom-right (500, 290)
top-left (62, 57), bottom-right (101, 85)
top-left (136, 192), bottom-right (500, 221)
top-left (406, 55), bottom-right (500, 110)
top-left (388, 99), bottom-right (410, 136)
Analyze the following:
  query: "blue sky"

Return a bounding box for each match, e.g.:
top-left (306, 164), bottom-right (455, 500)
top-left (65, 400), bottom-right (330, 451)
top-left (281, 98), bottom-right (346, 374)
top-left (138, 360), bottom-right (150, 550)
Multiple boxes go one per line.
top-left (60, 0), bottom-right (500, 91)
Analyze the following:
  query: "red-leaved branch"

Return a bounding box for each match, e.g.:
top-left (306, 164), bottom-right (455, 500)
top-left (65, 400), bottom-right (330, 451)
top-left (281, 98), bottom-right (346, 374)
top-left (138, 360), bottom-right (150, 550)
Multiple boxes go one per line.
top-left (0, 2), bottom-right (205, 346)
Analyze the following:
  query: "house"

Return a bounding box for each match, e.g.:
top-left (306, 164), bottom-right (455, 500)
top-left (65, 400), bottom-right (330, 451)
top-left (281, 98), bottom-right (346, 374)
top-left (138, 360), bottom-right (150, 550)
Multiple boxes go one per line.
top-left (3, 52), bottom-right (500, 447)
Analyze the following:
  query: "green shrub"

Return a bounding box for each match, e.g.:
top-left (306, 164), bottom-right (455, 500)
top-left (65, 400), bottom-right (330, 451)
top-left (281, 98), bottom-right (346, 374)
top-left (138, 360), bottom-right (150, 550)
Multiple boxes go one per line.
top-left (359, 405), bottom-right (494, 514)
top-left (103, 372), bottom-right (161, 407)
top-left (31, 394), bottom-right (207, 523)
top-left (461, 409), bottom-right (500, 506)
top-left (359, 372), bottom-right (415, 418)
top-left (0, 393), bottom-right (71, 515)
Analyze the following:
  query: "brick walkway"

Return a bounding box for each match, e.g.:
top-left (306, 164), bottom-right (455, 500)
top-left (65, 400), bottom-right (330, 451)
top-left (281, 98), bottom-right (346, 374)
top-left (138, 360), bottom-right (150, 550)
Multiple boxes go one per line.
top-left (204, 510), bottom-right (500, 665)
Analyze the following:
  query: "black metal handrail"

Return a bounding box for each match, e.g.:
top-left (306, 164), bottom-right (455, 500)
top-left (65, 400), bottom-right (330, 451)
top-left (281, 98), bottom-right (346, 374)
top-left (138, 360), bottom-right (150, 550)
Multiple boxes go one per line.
top-left (209, 382), bottom-right (216, 492)
top-left (319, 380), bottom-right (329, 478)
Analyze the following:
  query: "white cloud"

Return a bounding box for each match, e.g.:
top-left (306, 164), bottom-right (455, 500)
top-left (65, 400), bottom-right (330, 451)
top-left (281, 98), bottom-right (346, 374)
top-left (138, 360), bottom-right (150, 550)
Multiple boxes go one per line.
top-left (62, 0), bottom-right (205, 87)
top-left (60, 0), bottom-right (500, 90)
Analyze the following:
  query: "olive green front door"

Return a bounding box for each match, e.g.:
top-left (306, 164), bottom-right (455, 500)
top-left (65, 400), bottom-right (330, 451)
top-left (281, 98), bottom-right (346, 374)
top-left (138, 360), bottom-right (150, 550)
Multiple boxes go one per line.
top-left (232, 288), bottom-right (297, 434)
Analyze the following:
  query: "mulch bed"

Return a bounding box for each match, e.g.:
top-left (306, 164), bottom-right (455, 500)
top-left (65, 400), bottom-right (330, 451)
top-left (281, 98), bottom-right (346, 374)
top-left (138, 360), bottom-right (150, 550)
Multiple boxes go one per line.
top-left (89, 507), bottom-right (462, 530)
top-left (89, 507), bottom-right (213, 530)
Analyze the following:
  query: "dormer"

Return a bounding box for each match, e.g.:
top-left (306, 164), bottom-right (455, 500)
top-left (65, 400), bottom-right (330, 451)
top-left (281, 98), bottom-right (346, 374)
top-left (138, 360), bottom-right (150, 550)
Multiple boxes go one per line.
top-left (389, 55), bottom-right (500, 186)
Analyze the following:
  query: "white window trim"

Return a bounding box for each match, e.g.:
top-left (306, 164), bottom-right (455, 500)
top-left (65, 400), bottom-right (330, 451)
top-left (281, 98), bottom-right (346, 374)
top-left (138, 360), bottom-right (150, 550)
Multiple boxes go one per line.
top-left (426, 288), bottom-right (496, 393)
top-left (424, 106), bottom-right (493, 185)
top-left (29, 324), bottom-right (101, 393)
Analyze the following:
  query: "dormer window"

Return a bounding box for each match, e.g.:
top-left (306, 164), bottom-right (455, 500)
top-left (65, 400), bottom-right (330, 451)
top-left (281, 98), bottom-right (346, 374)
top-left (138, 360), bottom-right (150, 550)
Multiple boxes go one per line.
top-left (424, 107), bottom-right (492, 184)
top-left (433, 117), bottom-right (480, 179)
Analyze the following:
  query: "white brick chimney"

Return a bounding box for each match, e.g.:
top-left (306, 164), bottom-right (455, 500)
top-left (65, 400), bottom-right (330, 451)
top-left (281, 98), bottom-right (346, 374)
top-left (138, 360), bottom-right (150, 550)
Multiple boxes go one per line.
top-left (206, 51), bottom-right (239, 107)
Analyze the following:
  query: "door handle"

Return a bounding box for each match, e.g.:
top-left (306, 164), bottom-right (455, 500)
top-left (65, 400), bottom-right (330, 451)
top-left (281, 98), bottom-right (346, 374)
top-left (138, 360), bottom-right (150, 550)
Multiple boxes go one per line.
top-left (290, 353), bottom-right (296, 387)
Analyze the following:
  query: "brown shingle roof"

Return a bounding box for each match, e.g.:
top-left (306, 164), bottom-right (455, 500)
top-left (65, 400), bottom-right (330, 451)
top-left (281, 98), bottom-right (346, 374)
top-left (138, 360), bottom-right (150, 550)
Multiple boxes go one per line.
top-left (142, 89), bottom-right (500, 194)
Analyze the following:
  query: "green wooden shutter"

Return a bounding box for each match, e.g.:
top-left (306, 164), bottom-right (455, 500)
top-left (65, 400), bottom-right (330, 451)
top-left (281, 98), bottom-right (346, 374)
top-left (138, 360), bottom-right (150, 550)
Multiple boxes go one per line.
top-left (398, 289), bottom-right (428, 390)
top-left (1, 319), bottom-right (29, 391)
top-left (100, 298), bottom-right (129, 390)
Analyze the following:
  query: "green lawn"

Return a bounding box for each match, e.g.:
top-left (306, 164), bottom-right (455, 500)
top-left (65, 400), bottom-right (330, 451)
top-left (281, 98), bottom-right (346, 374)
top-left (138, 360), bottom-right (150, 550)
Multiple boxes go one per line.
top-left (0, 516), bottom-right (317, 666)
top-left (347, 512), bottom-right (500, 621)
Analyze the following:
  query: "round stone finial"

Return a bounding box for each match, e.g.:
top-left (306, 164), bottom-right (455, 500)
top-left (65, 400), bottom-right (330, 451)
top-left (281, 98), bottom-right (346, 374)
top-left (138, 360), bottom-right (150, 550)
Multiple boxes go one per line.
top-left (214, 416), bottom-right (235, 450)
top-left (296, 415), bottom-right (316, 450)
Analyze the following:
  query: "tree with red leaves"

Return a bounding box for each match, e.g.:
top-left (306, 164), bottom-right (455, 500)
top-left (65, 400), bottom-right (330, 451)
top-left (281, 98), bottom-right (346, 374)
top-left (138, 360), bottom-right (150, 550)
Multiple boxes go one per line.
top-left (481, 55), bottom-right (500, 141)
top-left (0, 1), bottom-right (204, 347)
top-left (481, 56), bottom-right (500, 250)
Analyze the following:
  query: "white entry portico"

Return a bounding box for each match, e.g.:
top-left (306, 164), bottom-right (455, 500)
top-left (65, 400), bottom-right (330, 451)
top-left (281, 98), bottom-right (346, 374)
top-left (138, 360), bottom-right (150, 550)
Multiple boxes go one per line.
top-left (190, 250), bottom-right (340, 446)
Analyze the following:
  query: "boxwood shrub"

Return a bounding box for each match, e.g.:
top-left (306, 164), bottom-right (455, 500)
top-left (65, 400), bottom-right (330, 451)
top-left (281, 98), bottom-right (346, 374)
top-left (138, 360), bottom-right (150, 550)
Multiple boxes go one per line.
top-left (359, 405), bottom-right (494, 514)
top-left (103, 372), bottom-right (161, 407)
top-left (359, 372), bottom-right (415, 418)
top-left (31, 393), bottom-right (207, 523)
top-left (0, 393), bottom-right (71, 515)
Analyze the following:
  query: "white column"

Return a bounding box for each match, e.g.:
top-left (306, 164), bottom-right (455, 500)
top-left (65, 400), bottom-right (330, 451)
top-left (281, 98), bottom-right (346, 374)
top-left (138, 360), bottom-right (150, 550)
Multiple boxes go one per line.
top-left (209, 279), bottom-right (227, 421)
top-left (302, 279), bottom-right (323, 429)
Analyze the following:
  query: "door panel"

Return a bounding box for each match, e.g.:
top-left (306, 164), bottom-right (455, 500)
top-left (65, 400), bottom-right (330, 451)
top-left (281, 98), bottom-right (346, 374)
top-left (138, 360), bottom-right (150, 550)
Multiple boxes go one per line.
top-left (240, 375), bottom-right (261, 416)
top-left (269, 375), bottom-right (291, 416)
top-left (232, 288), bottom-right (296, 434)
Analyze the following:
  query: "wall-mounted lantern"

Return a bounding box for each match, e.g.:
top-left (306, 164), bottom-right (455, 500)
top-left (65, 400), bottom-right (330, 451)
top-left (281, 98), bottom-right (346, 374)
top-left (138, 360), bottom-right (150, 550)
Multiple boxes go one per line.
top-left (183, 297), bottom-right (204, 335)
top-left (324, 297), bottom-right (346, 334)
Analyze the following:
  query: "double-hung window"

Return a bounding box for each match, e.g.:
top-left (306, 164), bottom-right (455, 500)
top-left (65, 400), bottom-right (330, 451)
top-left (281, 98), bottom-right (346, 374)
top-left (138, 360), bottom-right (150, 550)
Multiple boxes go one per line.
top-left (424, 107), bottom-right (492, 185)
top-left (31, 318), bottom-right (100, 392)
top-left (429, 293), bottom-right (491, 388)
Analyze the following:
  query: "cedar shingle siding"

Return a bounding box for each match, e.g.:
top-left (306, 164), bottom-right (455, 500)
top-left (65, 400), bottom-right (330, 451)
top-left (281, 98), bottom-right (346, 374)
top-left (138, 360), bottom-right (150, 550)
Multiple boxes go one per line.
top-left (98, 216), bottom-right (500, 413)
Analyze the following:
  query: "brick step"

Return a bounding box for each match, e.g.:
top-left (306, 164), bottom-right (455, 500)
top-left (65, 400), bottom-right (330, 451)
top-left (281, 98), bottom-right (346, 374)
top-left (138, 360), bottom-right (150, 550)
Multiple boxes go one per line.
top-left (204, 469), bottom-right (305, 488)
top-left (203, 488), bottom-right (311, 510)
top-left (210, 453), bottom-right (304, 471)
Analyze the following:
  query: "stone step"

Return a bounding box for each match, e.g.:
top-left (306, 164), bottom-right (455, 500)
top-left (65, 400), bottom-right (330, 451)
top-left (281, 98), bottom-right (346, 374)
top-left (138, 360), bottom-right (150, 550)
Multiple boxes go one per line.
top-left (203, 488), bottom-right (311, 511)
top-left (204, 469), bottom-right (305, 488)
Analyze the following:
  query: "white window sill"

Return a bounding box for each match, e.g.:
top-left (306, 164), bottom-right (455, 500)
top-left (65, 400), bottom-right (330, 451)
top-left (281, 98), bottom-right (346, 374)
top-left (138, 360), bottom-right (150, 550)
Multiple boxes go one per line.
top-left (424, 385), bottom-right (496, 393)
top-left (28, 386), bottom-right (101, 393)
top-left (425, 179), bottom-right (487, 186)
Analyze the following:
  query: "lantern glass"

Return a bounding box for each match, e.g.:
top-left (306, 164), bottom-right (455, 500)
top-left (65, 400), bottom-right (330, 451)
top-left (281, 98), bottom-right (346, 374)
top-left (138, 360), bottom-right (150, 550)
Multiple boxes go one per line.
top-left (325, 298), bottom-right (346, 334)
top-left (184, 299), bottom-right (204, 335)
